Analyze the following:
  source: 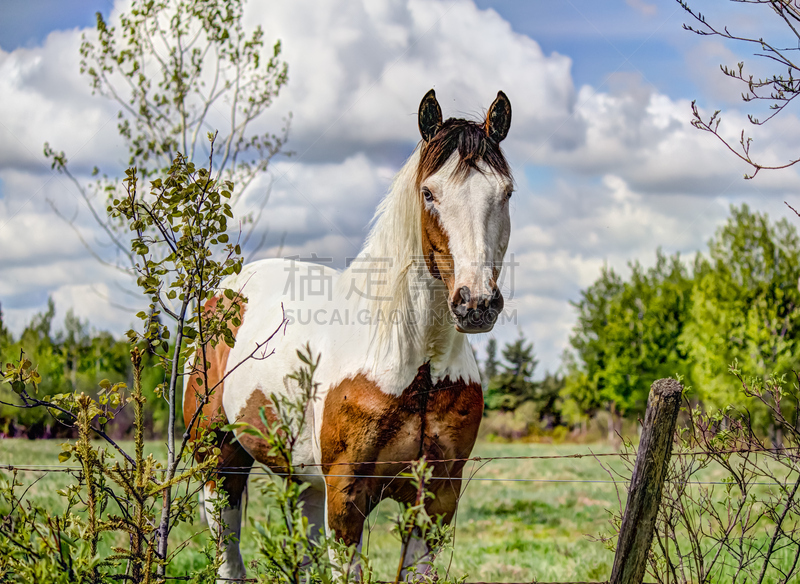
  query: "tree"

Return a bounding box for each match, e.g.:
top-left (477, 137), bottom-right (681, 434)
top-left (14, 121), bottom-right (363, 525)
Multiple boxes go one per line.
top-left (44, 0), bottom-right (290, 278)
top-left (682, 204), bottom-right (800, 414)
top-left (3, 135), bottom-right (274, 578)
top-left (484, 332), bottom-right (538, 411)
top-left (0, 303), bottom-right (8, 345)
top-left (678, 0), bottom-right (800, 178)
top-left (111, 136), bottom-right (256, 571)
top-left (562, 264), bottom-right (623, 422)
top-left (534, 372), bottom-right (564, 427)
top-left (60, 309), bottom-right (91, 391)
top-left (0, 301), bottom-right (57, 435)
top-left (564, 251), bottom-right (693, 432)
top-left (482, 338), bottom-right (500, 389)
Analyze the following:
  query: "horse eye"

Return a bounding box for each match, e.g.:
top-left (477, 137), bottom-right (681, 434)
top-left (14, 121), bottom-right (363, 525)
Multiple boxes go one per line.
top-left (422, 187), bottom-right (434, 203)
top-left (506, 189), bottom-right (514, 199)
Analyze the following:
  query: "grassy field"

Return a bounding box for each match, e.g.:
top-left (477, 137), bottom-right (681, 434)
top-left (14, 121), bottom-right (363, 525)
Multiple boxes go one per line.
top-left (0, 439), bottom-right (625, 582)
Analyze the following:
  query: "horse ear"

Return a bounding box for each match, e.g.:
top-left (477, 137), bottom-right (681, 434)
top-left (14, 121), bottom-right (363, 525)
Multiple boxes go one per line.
top-left (485, 91), bottom-right (511, 143)
top-left (418, 89), bottom-right (442, 142)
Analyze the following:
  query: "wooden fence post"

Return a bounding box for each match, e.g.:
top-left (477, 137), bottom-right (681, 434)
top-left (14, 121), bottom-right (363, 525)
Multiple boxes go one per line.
top-left (609, 378), bottom-right (683, 584)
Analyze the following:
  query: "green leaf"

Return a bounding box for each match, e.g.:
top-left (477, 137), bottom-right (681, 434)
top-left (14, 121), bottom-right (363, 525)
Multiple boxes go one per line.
top-left (220, 422), bottom-right (250, 432)
top-left (58, 451), bottom-right (72, 463)
top-left (239, 427), bottom-right (263, 437)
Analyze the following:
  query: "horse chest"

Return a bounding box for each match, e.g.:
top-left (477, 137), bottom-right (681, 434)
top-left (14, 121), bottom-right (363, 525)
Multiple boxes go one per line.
top-left (320, 364), bottom-right (484, 473)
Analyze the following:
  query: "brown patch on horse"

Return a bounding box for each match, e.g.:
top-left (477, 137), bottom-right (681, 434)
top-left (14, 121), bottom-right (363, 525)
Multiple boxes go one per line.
top-left (182, 296), bottom-right (245, 439)
top-left (319, 364), bottom-right (483, 545)
top-left (420, 207), bottom-right (454, 288)
top-left (183, 296), bottom-right (254, 502)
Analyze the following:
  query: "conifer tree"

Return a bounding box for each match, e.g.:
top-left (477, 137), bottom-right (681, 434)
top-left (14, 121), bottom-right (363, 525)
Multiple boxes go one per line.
top-left (482, 338), bottom-right (500, 389)
top-left (485, 332), bottom-right (537, 410)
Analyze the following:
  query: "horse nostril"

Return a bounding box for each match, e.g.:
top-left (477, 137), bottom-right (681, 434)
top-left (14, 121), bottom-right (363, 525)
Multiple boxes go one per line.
top-left (451, 286), bottom-right (471, 318)
top-left (489, 288), bottom-right (504, 312)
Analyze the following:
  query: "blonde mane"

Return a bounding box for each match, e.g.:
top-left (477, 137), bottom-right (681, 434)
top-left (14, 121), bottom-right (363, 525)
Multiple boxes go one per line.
top-left (339, 146), bottom-right (426, 346)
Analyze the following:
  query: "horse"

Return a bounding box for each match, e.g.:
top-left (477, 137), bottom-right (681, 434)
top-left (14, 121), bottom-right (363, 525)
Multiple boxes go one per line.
top-left (184, 88), bottom-right (514, 581)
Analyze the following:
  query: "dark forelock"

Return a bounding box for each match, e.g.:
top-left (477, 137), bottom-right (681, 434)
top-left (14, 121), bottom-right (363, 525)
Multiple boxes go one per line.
top-left (416, 118), bottom-right (511, 187)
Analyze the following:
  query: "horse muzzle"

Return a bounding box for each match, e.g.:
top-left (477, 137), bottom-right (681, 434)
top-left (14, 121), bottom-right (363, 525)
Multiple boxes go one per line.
top-left (450, 285), bottom-right (504, 333)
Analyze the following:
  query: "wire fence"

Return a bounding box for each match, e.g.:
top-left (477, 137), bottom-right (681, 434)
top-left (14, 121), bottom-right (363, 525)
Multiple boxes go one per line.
top-left (1, 441), bottom-right (792, 584)
top-left (1, 444), bottom-right (796, 485)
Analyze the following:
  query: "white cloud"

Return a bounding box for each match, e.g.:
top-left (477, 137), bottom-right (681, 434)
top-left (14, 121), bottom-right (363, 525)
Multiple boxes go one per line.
top-left (3, 0), bottom-right (800, 374)
top-left (50, 281), bottom-right (138, 334)
top-left (241, 0), bottom-right (582, 162)
top-left (0, 31), bottom-right (122, 174)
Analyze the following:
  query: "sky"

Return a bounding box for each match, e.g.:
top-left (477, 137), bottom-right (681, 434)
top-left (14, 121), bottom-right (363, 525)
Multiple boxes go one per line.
top-left (2, 0), bottom-right (800, 375)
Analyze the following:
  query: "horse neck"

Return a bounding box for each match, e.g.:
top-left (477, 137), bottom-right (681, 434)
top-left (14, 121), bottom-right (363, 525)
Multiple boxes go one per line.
top-left (344, 148), bottom-right (466, 371)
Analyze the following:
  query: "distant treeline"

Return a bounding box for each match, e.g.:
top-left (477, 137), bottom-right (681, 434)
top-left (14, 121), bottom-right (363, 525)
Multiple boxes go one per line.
top-left (0, 302), bottom-right (169, 438)
top-left (481, 204), bottom-right (800, 441)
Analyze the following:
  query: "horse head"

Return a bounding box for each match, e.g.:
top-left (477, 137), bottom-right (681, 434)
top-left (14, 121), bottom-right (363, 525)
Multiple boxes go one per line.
top-left (416, 89), bottom-right (513, 333)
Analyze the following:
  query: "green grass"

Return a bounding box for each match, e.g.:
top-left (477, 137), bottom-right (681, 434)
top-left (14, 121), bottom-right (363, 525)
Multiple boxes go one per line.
top-left (358, 442), bottom-right (626, 582)
top-left (7, 439), bottom-right (794, 582)
top-left (0, 439), bottom-right (623, 582)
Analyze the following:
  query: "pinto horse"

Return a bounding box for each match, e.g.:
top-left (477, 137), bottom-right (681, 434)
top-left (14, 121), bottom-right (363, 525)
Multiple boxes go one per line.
top-left (184, 89), bottom-right (513, 580)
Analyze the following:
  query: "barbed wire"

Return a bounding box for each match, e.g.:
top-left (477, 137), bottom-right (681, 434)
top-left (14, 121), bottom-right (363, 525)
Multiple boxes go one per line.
top-left (1, 443), bottom-right (795, 471)
top-left (0, 463), bottom-right (793, 487)
top-left (295, 445), bottom-right (799, 468)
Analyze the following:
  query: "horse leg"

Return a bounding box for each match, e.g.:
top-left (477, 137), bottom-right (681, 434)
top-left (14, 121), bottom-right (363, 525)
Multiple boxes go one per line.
top-left (324, 476), bottom-right (370, 580)
top-left (299, 485), bottom-right (327, 543)
top-left (203, 437), bottom-right (255, 582)
top-left (399, 471), bottom-right (462, 581)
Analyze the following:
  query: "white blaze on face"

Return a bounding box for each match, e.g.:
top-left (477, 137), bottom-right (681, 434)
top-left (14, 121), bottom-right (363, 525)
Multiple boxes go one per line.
top-left (422, 153), bottom-right (512, 305)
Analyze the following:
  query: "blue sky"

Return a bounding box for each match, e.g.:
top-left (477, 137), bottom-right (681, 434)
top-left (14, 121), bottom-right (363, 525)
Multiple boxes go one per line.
top-left (479, 1), bottom-right (689, 91)
top-left (0, 0), bottom-right (114, 50)
top-left (0, 0), bottom-right (738, 100)
top-left (2, 0), bottom-right (799, 372)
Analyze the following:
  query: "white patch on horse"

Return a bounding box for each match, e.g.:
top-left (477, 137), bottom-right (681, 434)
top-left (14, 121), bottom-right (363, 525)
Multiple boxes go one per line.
top-left (422, 154), bottom-right (512, 310)
top-left (203, 483), bottom-right (245, 582)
